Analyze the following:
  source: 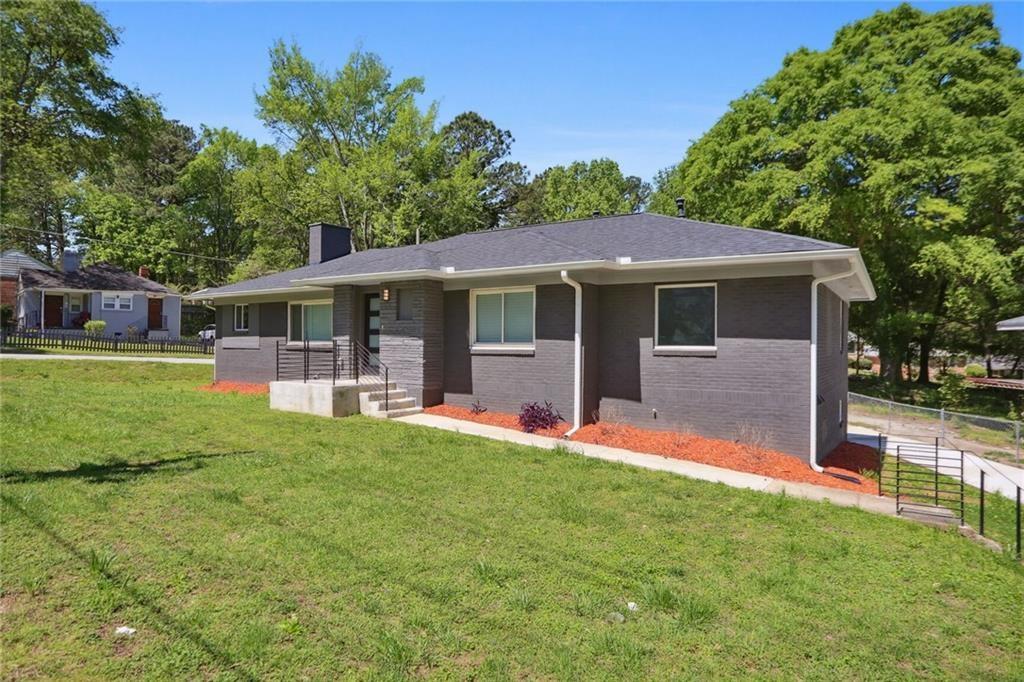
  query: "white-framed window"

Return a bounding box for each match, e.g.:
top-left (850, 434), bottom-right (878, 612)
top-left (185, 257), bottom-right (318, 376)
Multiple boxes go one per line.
top-left (469, 286), bottom-right (535, 349)
top-left (102, 293), bottom-right (133, 311)
top-left (69, 294), bottom-right (83, 314)
top-left (654, 283), bottom-right (717, 350)
top-left (287, 300), bottom-right (332, 343)
top-left (233, 304), bottom-right (249, 332)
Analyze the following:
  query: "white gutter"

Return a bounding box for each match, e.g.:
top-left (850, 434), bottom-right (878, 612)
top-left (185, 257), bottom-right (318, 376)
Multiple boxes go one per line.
top-left (808, 263), bottom-right (856, 472)
top-left (560, 270), bottom-right (583, 437)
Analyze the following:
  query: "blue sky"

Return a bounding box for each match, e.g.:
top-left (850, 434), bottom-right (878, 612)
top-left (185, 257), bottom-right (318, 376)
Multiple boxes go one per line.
top-left (97, 2), bottom-right (1024, 182)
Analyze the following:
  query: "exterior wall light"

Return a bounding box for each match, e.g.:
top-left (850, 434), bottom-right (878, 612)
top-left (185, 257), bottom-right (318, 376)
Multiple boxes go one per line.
top-left (381, 287), bottom-right (390, 302)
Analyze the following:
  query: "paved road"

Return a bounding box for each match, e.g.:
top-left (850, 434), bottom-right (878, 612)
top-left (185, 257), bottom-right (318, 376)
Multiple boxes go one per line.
top-left (0, 353), bottom-right (213, 365)
top-left (848, 426), bottom-right (1023, 500)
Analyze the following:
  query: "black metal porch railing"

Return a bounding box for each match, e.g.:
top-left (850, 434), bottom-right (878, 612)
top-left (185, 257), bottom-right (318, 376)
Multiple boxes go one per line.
top-left (877, 434), bottom-right (1022, 559)
top-left (274, 339), bottom-right (391, 411)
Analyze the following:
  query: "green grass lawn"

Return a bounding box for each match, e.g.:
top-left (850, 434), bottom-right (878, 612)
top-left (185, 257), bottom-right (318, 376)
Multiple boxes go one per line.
top-left (1, 345), bottom-right (212, 359)
top-left (2, 361), bottom-right (1022, 680)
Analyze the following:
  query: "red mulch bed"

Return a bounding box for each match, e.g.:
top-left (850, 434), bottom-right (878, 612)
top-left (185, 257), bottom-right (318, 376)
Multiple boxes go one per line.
top-left (426, 404), bottom-right (879, 493)
top-left (424, 404), bottom-right (571, 438)
top-left (197, 381), bottom-right (269, 395)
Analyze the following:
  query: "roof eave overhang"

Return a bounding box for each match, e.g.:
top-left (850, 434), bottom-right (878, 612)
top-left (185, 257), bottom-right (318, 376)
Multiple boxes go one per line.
top-left (192, 248), bottom-right (877, 302)
top-left (185, 284), bottom-right (330, 302)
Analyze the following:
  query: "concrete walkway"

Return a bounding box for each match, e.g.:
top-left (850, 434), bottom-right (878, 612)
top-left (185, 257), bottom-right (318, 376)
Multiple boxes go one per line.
top-left (0, 353), bottom-right (214, 365)
top-left (396, 413), bottom-right (897, 517)
top-left (848, 426), bottom-right (1023, 500)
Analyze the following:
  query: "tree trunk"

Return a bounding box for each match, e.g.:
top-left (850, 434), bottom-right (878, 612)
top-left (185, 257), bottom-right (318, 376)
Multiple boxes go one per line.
top-left (879, 351), bottom-right (901, 383)
top-left (986, 355), bottom-right (993, 378)
top-left (917, 335), bottom-right (932, 384)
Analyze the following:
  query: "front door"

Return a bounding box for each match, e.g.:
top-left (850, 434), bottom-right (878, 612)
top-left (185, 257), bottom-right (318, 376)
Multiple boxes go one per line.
top-left (43, 294), bottom-right (62, 328)
top-left (148, 297), bottom-right (163, 329)
top-left (364, 293), bottom-right (380, 370)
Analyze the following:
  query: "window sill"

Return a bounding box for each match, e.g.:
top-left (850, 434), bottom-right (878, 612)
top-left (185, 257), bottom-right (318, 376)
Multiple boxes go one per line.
top-left (470, 345), bottom-right (535, 356)
top-left (653, 347), bottom-right (717, 358)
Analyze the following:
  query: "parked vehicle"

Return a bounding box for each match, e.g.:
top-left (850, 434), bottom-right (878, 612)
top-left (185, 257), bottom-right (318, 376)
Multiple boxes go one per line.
top-left (198, 324), bottom-right (216, 341)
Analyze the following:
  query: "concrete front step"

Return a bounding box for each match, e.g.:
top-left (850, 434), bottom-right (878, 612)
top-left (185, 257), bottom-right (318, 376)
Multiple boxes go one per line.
top-left (381, 407), bottom-right (423, 419)
top-left (363, 389), bottom-right (407, 402)
top-left (367, 396), bottom-right (418, 412)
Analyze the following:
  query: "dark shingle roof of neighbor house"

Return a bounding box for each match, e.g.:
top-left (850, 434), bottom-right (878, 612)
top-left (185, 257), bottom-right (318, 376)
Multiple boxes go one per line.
top-left (0, 249), bottom-right (52, 278)
top-left (195, 212), bottom-right (851, 297)
top-left (20, 262), bottom-right (177, 295)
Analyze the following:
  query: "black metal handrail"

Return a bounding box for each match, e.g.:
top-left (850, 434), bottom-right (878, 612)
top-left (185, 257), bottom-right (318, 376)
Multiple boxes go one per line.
top-left (274, 339), bottom-right (391, 411)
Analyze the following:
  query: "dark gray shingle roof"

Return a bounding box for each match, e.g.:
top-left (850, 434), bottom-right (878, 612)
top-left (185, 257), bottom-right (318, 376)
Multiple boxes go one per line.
top-left (21, 262), bottom-right (177, 295)
top-left (197, 213), bottom-right (848, 297)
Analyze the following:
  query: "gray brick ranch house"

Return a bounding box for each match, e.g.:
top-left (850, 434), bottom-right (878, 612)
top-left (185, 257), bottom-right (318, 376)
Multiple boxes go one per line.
top-left (190, 212), bottom-right (875, 466)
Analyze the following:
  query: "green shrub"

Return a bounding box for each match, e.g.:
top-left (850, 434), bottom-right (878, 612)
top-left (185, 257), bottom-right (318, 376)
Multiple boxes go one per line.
top-left (83, 320), bottom-right (107, 337)
top-left (938, 372), bottom-right (968, 408)
top-left (963, 363), bottom-right (986, 378)
top-left (847, 357), bottom-right (873, 370)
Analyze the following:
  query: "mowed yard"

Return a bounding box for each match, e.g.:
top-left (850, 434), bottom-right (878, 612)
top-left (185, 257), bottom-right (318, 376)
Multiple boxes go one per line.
top-left (1, 362), bottom-right (1022, 680)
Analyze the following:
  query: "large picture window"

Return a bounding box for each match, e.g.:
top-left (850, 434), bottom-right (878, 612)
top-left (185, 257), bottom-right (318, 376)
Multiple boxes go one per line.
top-left (288, 302), bottom-right (332, 343)
top-left (655, 283), bottom-right (716, 350)
top-left (470, 286), bottom-right (535, 348)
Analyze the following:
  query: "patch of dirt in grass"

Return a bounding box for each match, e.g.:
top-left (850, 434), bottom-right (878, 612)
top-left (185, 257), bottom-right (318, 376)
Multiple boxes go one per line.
top-left (426, 405), bottom-right (877, 493)
top-left (196, 381), bottom-right (268, 395)
top-left (424, 404), bottom-right (570, 438)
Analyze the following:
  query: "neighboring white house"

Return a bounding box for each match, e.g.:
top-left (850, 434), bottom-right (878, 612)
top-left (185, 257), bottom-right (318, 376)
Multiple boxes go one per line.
top-left (16, 251), bottom-right (182, 338)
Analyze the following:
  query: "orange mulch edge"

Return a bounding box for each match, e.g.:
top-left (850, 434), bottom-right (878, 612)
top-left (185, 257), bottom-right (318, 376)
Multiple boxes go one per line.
top-left (426, 404), bottom-right (878, 493)
top-left (424, 404), bottom-right (571, 438)
top-left (197, 381), bottom-right (269, 395)
top-left (821, 441), bottom-right (882, 481)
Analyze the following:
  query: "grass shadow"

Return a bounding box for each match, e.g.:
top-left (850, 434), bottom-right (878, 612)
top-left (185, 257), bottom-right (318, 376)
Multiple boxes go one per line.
top-left (1, 450), bottom-right (255, 485)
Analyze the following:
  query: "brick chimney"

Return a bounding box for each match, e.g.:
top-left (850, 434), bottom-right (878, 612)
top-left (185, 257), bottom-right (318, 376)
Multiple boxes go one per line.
top-left (138, 266), bottom-right (151, 279)
top-left (308, 222), bottom-right (352, 265)
top-left (62, 250), bottom-right (81, 273)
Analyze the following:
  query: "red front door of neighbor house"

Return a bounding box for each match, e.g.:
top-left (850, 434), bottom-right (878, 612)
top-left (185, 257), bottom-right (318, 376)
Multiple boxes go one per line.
top-left (148, 297), bottom-right (163, 329)
top-left (43, 294), bottom-right (62, 328)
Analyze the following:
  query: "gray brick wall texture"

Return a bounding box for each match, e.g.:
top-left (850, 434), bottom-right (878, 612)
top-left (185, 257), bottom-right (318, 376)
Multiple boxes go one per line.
top-left (379, 280), bottom-right (444, 405)
top-left (213, 302), bottom-right (286, 383)
top-left (816, 287), bottom-right (848, 459)
top-left (596, 277), bottom-right (813, 458)
top-left (443, 284), bottom-right (575, 417)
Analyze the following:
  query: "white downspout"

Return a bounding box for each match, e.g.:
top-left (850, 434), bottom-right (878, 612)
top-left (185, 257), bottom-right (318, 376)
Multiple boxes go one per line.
top-left (560, 270), bottom-right (583, 437)
top-left (809, 265), bottom-right (855, 472)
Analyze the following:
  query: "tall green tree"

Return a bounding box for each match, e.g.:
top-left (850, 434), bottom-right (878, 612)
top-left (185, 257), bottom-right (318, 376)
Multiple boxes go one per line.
top-left (651, 4), bottom-right (1024, 381)
top-left (440, 112), bottom-right (528, 228)
top-left (76, 119), bottom-right (198, 284)
top-left (247, 43), bottom-right (489, 263)
top-left (509, 158), bottom-right (649, 225)
top-left (0, 0), bottom-right (153, 262)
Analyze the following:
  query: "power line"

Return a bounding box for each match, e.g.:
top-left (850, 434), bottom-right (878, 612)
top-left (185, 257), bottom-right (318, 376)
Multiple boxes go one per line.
top-left (0, 223), bottom-right (241, 264)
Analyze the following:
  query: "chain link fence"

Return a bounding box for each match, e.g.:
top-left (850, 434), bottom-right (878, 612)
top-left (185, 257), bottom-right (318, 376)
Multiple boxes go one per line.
top-left (848, 392), bottom-right (1022, 464)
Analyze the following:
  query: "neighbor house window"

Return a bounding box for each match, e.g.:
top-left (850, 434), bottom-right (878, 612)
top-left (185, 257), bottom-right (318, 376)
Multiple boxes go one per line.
top-left (102, 293), bottom-right (132, 311)
top-left (654, 283), bottom-right (716, 350)
top-left (470, 286), bottom-right (535, 348)
top-left (233, 304), bottom-right (249, 332)
top-left (288, 301), bottom-right (332, 343)
top-left (69, 294), bottom-right (83, 314)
